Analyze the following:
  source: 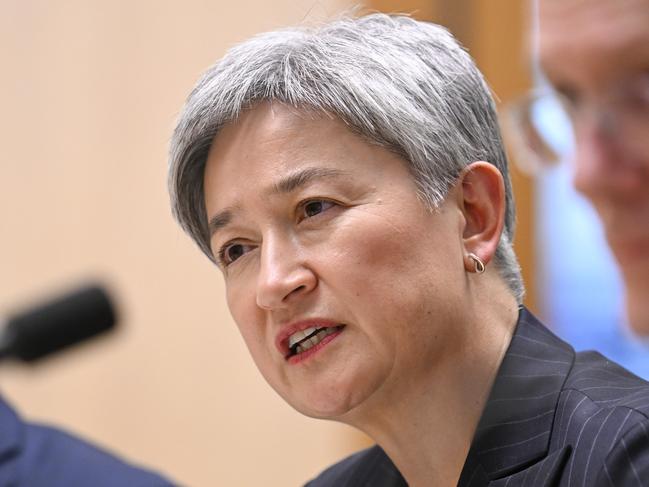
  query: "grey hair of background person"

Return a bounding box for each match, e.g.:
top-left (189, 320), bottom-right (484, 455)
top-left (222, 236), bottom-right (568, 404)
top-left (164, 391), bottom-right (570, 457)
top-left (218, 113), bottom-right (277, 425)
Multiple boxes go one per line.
top-left (168, 13), bottom-right (524, 303)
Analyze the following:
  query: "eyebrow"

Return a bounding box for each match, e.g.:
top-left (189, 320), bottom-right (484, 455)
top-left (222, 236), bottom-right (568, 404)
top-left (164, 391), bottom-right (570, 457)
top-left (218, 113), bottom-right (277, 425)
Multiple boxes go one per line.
top-left (271, 166), bottom-right (346, 195)
top-left (208, 208), bottom-right (234, 238)
top-left (207, 166), bottom-right (348, 238)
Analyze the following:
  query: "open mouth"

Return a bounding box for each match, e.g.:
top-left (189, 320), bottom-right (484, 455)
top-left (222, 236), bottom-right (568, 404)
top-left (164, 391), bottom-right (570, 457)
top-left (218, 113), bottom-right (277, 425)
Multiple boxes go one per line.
top-left (286, 325), bottom-right (345, 358)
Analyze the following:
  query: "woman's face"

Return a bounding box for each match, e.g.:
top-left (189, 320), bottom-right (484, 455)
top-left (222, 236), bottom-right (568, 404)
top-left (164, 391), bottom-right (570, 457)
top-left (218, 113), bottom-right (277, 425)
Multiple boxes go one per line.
top-left (203, 103), bottom-right (469, 420)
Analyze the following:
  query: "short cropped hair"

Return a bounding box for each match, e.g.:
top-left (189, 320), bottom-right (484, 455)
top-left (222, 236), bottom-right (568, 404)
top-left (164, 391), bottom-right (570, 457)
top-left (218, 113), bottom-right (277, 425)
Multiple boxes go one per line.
top-left (169, 13), bottom-right (524, 303)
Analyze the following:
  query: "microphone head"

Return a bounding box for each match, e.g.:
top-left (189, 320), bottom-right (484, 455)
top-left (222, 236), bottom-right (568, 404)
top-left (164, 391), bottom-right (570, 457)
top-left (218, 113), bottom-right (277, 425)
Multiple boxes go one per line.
top-left (3, 284), bottom-right (117, 362)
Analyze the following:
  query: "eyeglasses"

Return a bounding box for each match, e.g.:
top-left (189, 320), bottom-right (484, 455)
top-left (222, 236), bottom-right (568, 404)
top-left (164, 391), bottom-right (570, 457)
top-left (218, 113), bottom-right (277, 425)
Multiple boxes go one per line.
top-left (504, 72), bottom-right (649, 175)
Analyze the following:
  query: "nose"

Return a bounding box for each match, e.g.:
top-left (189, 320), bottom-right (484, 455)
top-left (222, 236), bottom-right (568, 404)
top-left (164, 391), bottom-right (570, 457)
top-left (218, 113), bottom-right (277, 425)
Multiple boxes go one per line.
top-left (572, 115), bottom-right (637, 198)
top-left (572, 124), bottom-right (610, 198)
top-left (255, 236), bottom-right (317, 310)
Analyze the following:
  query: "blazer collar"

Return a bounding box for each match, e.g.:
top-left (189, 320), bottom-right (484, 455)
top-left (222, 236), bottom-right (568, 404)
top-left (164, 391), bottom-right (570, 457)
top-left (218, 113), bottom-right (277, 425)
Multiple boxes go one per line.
top-left (459, 307), bottom-right (575, 484)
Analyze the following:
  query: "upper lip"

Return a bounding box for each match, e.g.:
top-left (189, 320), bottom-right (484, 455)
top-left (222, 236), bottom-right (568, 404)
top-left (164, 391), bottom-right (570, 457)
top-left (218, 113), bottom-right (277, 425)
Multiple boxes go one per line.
top-left (275, 318), bottom-right (342, 357)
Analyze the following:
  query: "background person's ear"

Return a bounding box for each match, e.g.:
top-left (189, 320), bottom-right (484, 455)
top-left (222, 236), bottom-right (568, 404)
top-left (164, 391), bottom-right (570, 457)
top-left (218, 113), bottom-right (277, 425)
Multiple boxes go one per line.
top-left (456, 161), bottom-right (506, 273)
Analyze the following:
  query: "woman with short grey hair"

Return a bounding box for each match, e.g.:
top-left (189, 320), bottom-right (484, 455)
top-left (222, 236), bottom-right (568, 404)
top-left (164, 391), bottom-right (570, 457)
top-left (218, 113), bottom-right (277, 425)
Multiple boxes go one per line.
top-left (169, 14), bottom-right (523, 303)
top-left (169, 13), bottom-right (649, 487)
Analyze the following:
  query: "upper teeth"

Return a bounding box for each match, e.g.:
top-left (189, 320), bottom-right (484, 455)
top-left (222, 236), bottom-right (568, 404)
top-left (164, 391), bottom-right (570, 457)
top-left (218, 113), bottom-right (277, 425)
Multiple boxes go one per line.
top-left (287, 326), bottom-right (339, 355)
top-left (288, 327), bottom-right (318, 348)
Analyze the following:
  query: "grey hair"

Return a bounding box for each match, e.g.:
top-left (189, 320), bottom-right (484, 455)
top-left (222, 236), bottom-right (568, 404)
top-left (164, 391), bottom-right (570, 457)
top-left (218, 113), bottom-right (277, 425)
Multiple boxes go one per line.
top-left (169, 13), bottom-right (524, 303)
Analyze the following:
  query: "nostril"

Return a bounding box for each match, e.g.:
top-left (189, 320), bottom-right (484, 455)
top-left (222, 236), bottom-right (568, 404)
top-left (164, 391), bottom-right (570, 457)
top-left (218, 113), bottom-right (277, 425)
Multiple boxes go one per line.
top-left (257, 262), bottom-right (317, 310)
top-left (286, 284), bottom-right (307, 299)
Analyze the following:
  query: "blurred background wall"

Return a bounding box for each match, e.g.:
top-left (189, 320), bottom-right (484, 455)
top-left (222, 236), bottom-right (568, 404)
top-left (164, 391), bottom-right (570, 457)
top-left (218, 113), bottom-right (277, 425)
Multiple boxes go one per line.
top-left (0, 1), bottom-right (531, 485)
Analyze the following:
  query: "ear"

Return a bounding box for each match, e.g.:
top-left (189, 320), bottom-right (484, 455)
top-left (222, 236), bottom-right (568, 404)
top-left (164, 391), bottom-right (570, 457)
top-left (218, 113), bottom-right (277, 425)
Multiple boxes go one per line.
top-left (455, 161), bottom-right (506, 272)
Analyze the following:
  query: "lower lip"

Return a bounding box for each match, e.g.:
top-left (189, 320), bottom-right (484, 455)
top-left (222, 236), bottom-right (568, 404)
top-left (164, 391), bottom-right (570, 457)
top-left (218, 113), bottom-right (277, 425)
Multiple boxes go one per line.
top-left (286, 327), bottom-right (344, 365)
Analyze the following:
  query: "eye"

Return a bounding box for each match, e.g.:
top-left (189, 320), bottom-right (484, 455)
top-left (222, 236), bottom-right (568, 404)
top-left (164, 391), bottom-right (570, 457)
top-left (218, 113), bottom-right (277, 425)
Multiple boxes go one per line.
top-left (218, 242), bottom-right (254, 267)
top-left (299, 199), bottom-right (336, 220)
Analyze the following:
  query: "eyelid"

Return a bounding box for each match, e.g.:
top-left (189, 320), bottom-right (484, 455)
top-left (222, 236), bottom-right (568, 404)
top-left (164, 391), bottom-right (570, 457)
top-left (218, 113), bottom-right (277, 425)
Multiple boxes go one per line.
top-left (302, 196), bottom-right (341, 207)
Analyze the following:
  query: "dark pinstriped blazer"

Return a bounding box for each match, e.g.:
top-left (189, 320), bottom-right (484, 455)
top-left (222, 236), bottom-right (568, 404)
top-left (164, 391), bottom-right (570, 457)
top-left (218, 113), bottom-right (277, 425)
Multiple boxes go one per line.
top-left (305, 307), bottom-right (649, 486)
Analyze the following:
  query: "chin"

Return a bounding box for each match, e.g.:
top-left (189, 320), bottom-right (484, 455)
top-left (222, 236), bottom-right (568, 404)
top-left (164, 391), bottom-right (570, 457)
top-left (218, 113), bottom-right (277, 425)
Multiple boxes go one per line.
top-left (280, 372), bottom-right (378, 421)
top-left (288, 387), bottom-right (360, 420)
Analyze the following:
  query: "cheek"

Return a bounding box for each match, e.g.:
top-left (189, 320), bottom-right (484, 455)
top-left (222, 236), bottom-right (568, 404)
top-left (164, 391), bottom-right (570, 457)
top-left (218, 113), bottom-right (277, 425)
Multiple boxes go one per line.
top-left (225, 283), bottom-right (249, 330)
top-left (328, 215), bottom-right (458, 296)
top-left (324, 214), bottom-right (464, 339)
top-left (225, 283), bottom-right (270, 363)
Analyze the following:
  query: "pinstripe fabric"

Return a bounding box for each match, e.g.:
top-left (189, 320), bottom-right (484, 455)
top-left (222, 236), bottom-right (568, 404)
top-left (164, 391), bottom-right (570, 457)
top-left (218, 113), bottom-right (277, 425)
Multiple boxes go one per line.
top-left (305, 308), bottom-right (649, 486)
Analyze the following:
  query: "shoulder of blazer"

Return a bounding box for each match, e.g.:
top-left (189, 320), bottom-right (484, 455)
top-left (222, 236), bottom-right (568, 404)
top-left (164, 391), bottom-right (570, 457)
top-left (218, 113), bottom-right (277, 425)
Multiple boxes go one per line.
top-left (549, 349), bottom-right (649, 486)
top-left (461, 307), bottom-right (649, 486)
top-left (596, 417), bottom-right (649, 485)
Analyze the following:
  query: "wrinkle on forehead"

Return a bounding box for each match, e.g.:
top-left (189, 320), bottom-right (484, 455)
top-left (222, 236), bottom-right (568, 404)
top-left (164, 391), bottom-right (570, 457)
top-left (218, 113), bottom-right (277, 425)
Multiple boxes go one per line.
top-left (209, 102), bottom-right (301, 160)
top-left (208, 102), bottom-right (340, 171)
top-left (539, 0), bottom-right (649, 57)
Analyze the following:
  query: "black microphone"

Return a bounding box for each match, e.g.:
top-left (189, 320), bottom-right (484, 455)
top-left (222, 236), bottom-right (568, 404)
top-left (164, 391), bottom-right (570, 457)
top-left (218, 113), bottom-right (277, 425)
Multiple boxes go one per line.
top-left (0, 284), bottom-right (117, 362)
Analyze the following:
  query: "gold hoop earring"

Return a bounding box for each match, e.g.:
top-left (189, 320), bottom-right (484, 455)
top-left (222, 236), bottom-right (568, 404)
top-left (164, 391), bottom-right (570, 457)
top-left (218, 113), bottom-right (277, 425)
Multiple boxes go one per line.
top-left (468, 253), bottom-right (485, 274)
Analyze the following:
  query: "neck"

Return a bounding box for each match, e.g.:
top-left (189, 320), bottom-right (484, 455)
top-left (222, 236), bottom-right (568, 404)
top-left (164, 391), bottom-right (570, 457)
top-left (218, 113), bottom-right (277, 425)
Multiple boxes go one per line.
top-left (341, 278), bottom-right (519, 487)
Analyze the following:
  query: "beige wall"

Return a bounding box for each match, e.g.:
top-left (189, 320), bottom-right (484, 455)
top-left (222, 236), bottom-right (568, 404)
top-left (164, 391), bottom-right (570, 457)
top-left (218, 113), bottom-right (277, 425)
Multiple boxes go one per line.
top-left (0, 1), bottom-right (361, 486)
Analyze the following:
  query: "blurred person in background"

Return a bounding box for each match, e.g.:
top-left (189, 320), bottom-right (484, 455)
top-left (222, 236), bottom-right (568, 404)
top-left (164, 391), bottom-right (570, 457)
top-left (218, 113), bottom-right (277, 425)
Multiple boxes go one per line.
top-left (509, 0), bottom-right (649, 335)
top-left (169, 13), bottom-right (649, 486)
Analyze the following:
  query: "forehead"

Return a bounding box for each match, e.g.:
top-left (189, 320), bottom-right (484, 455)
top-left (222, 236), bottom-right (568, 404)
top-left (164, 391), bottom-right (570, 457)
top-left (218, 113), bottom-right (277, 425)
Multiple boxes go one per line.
top-left (202, 102), bottom-right (406, 212)
top-left (539, 0), bottom-right (649, 82)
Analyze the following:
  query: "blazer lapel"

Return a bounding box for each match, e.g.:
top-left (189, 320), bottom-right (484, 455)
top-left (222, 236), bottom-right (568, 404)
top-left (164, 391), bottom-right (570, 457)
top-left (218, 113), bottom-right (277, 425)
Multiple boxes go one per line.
top-left (458, 446), bottom-right (571, 487)
top-left (459, 308), bottom-right (575, 486)
top-left (487, 445), bottom-right (571, 486)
